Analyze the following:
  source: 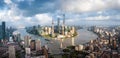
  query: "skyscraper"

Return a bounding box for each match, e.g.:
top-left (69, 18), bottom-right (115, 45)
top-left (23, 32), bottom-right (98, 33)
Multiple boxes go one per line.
top-left (12, 32), bottom-right (21, 42)
top-left (2, 21), bottom-right (6, 39)
top-left (36, 39), bottom-right (41, 51)
top-left (52, 20), bottom-right (54, 34)
top-left (25, 47), bottom-right (31, 58)
top-left (62, 14), bottom-right (65, 35)
top-left (51, 19), bottom-right (54, 37)
top-left (24, 36), bottom-right (31, 48)
top-left (9, 46), bottom-right (16, 58)
top-left (25, 47), bottom-right (31, 55)
top-left (63, 14), bottom-right (65, 25)
top-left (30, 40), bottom-right (36, 51)
top-left (57, 18), bottom-right (60, 33)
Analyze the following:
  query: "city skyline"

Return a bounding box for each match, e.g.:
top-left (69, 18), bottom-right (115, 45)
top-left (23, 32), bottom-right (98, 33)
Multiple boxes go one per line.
top-left (0, 0), bottom-right (120, 28)
top-left (0, 0), bottom-right (120, 57)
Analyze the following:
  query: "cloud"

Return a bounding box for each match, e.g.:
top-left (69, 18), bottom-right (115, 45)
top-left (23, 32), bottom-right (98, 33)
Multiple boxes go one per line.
top-left (4, 0), bottom-right (12, 5)
top-left (0, 0), bottom-right (23, 22)
top-left (61, 0), bottom-right (120, 13)
top-left (0, 0), bottom-right (53, 28)
top-left (84, 15), bottom-right (110, 20)
top-left (34, 13), bottom-right (52, 25)
top-left (0, 9), bottom-right (53, 28)
top-left (0, 0), bottom-right (120, 27)
top-left (16, 0), bottom-right (59, 16)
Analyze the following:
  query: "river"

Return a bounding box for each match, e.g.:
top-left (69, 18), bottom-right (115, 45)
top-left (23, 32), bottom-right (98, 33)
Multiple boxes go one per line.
top-left (16, 28), bottom-right (98, 54)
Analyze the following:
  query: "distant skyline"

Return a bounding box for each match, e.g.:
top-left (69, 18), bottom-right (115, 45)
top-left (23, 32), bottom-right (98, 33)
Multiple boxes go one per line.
top-left (0, 0), bottom-right (120, 28)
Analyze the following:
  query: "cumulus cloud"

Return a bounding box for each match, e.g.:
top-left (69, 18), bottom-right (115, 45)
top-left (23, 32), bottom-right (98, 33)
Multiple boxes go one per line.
top-left (61, 0), bottom-right (120, 13)
top-left (0, 0), bottom-right (54, 28)
top-left (84, 15), bottom-right (110, 20)
top-left (0, 9), bottom-right (53, 28)
top-left (0, 0), bottom-right (120, 27)
top-left (34, 13), bottom-right (52, 25)
top-left (4, 0), bottom-right (12, 5)
top-left (0, 0), bottom-right (23, 22)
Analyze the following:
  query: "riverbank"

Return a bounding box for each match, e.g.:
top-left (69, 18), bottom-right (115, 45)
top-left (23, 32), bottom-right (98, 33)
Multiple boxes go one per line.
top-left (47, 29), bottom-right (98, 54)
top-left (42, 31), bottom-right (78, 39)
top-left (17, 28), bottom-right (98, 55)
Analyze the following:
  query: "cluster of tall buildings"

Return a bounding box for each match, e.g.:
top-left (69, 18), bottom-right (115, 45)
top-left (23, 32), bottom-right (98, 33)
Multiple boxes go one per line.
top-left (26, 14), bottom-right (77, 38)
top-left (0, 21), bottom-right (16, 44)
top-left (2, 22), bottom-right (6, 40)
top-left (1, 35), bottom-right (49, 58)
top-left (0, 22), bottom-right (6, 40)
top-left (0, 21), bottom-right (49, 58)
top-left (61, 26), bottom-right (120, 58)
top-left (23, 35), bottom-right (49, 58)
top-left (83, 26), bottom-right (120, 58)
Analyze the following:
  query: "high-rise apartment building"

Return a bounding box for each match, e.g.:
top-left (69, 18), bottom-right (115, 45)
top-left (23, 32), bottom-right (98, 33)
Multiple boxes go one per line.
top-left (24, 36), bottom-right (31, 48)
top-left (30, 40), bottom-right (36, 51)
top-left (2, 21), bottom-right (6, 39)
top-left (9, 46), bottom-right (16, 58)
top-left (36, 39), bottom-right (41, 51)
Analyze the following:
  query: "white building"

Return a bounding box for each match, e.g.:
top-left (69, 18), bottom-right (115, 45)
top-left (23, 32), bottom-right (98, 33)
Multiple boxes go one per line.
top-left (9, 46), bottom-right (16, 58)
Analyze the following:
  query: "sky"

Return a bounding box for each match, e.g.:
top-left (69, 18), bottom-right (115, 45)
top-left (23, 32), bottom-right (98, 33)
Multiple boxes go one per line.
top-left (0, 0), bottom-right (120, 28)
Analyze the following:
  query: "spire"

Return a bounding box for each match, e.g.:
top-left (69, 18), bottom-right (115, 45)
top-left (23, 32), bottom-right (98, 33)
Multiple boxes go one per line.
top-left (52, 19), bottom-right (54, 25)
top-left (62, 14), bottom-right (65, 35)
top-left (52, 19), bottom-right (54, 37)
top-left (63, 14), bottom-right (65, 25)
top-left (57, 18), bottom-right (60, 33)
